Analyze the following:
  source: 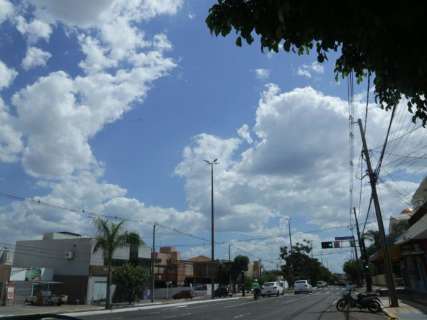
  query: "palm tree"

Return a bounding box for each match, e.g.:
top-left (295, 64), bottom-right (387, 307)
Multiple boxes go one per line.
top-left (93, 218), bottom-right (129, 309)
top-left (126, 231), bottom-right (144, 265)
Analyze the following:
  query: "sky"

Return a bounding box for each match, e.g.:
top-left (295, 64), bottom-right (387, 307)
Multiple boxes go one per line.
top-left (0, 0), bottom-right (426, 273)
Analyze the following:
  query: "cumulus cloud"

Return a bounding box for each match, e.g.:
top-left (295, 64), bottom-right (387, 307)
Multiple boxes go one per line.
top-left (27, 0), bottom-right (183, 27)
top-left (297, 61), bottom-right (325, 79)
top-left (15, 16), bottom-right (52, 43)
top-left (0, 0), bottom-right (14, 24)
top-left (21, 47), bottom-right (52, 70)
top-left (237, 124), bottom-right (253, 144)
top-left (0, 98), bottom-right (22, 162)
top-left (0, 60), bottom-right (17, 89)
top-left (254, 68), bottom-right (270, 80)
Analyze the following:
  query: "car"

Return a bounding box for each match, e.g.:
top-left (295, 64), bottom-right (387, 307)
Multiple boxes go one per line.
top-left (214, 286), bottom-right (232, 298)
top-left (294, 280), bottom-right (313, 294)
top-left (172, 290), bottom-right (193, 299)
top-left (261, 281), bottom-right (284, 297)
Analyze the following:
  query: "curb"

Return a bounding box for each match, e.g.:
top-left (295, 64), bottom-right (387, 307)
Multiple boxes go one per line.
top-left (382, 307), bottom-right (397, 320)
top-left (63, 296), bottom-right (242, 317)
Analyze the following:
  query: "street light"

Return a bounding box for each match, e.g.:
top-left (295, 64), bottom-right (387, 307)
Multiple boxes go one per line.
top-left (204, 158), bottom-right (218, 299)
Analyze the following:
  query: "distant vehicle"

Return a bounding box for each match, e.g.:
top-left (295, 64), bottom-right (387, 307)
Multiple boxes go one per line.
top-left (172, 290), bottom-right (193, 299)
top-left (316, 281), bottom-right (328, 288)
top-left (214, 286), bottom-right (232, 298)
top-left (294, 280), bottom-right (313, 294)
top-left (261, 281), bottom-right (284, 297)
top-left (278, 280), bottom-right (289, 292)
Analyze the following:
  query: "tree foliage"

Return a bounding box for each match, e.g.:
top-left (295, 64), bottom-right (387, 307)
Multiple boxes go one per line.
top-left (206, 1), bottom-right (427, 124)
top-left (280, 240), bottom-right (333, 286)
top-left (93, 218), bottom-right (136, 309)
top-left (343, 259), bottom-right (362, 285)
top-left (113, 264), bottom-right (149, 304)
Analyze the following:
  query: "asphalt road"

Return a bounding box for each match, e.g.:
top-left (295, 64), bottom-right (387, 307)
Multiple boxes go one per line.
top-left (80, 287), bottom-right (385, 320)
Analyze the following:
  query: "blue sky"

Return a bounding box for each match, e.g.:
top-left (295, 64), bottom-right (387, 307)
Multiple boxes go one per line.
top-left (0, 0), bottom-right (425, 272)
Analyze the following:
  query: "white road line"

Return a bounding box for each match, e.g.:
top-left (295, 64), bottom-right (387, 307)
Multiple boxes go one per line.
top-left (223, 301), bottom-right (255, 309)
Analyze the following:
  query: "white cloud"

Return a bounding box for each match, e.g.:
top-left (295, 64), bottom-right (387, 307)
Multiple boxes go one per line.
top-left (0, 60), bottom-right (17, 89)
top-left (254, 68), bottom-right (270, 80)
top-left (28, 0), bottom-right (183, 27)
top-left (297, 68), bottom-right (311, 78)
top-left (0, 98), bottom-right (23, 162)
top-left (297, 61), bottom-right (324, 79)
top-left (21, 47), bottom-right (52, 70)
top-left (237, 124), bottom-right (253, 144)
top-left (0, 170), bottom-right (205, 243)
top-left (0, 0), bottom-right (14, 24)
top-left (15, 16), bottom-right (52, 43)
top-left (175, 84), bottom-right (418, 238)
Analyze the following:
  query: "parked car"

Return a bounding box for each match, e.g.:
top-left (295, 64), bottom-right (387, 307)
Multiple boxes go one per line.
top-left (294, 280), bottom-right (313, 294)
top-left (172, 290), bottom-right (193, 299)
top-left (261, 281), bottom-right (284, 297)
top-left (316, 281), bottom-right (328, 288)
top-left (214, 286), bottom-right (232, 298)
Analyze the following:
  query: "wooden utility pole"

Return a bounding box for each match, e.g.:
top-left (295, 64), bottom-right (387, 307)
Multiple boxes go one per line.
top-left (353, 207), bottom-right (373, 292)
top-left (357, 119), bottom-right (398, 307)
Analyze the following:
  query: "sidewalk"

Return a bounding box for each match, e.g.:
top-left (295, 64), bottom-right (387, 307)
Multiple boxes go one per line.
top-left (380, 297), bottom-right (427, 320)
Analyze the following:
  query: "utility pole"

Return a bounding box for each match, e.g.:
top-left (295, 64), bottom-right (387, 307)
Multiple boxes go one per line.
top-left (353, 207), bottom-right (373, 292)
top-left (204, 159), bottom-right (218, 299)
top-left (357, 119), bottom-right (398, 307)
top-left (151, 224), bottom-right (156, 303)
top-left (228, 243), bottom-right (231, 261)
top-left (288, 218), bottom-right (293, 253)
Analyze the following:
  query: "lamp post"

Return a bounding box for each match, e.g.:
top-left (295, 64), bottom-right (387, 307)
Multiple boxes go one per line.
top-left (204, 158), bottom-right (218, 299)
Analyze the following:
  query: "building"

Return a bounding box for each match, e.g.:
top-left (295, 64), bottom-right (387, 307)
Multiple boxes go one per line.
top-left (394, 180), bottom-right (427, 293)
top-left (153, 247), bottom-right (193, 286)
top-left (190, 255), bottom-right (219, 284)
top-left (245, 260), bottom-right (262, 279)
top-left (11, 232), bottom-right (151, 304)
top-left (0, 247), bottom-right (13, 305)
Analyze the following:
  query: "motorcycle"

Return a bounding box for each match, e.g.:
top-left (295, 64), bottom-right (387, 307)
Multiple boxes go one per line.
top-left (253, 288), bottom-right (261, 300)
top-left (336, 289), bottom-right (381, 313)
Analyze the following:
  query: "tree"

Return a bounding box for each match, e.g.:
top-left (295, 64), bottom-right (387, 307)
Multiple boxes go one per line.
top-left (280, 240), bottom-right (334, 286)
top-left (126, 232), bottom-right (144, 265)
top-left (93, 218), bottom-right (129, 309)
top-left (113, 264), bottom-right (149, 304)
top-left (343, 259), bottom-right (363, 285)
top-left (206, 1), bottom-right (427, 125)
top-left (230, 255), bottom-right (249, 293)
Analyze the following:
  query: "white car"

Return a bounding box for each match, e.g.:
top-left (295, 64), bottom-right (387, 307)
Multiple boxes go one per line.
top-left (261, 281), bottom-right (284, 297)
top-left (294, 280), bottom-right (313, 294)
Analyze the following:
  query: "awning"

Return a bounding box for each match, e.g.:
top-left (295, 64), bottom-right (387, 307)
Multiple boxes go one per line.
top-left (395, 213), bottom-right (427, 245)
top-left (369, 245), bottom-right (400, 263)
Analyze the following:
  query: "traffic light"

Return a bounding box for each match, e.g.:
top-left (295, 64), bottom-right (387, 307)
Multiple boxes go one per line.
top-left (321, 241), bottom-right (333, 249)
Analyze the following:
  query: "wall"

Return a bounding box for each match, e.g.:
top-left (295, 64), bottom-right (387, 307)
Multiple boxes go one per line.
top-left (14, 238), bottom-right (93, 276)
top-left (53, 275), bottom-right (88, 304)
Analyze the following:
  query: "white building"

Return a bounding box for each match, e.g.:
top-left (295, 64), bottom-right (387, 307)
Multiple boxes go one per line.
top-left (12, 232), bottom-right (151, 304)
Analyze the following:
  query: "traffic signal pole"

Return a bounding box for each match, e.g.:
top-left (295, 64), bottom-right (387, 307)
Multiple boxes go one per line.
top-left (357, 119), bottom-right (398, 307)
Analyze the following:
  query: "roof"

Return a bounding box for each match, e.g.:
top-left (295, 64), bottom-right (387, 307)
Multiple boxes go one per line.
top-left (396, 212), bottom-right (427, 245)
top-left (369, 245), bottom-right (401, 263)
top-left (189, 255), bottom-right (211, 262)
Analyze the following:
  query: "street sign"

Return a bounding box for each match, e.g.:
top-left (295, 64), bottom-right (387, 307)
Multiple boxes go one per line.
top-left (335, 236), bottom-right (355, 241)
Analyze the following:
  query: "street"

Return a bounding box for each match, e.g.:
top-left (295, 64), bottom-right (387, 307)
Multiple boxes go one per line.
top-left (79, 287), bottom-right (385, 320)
